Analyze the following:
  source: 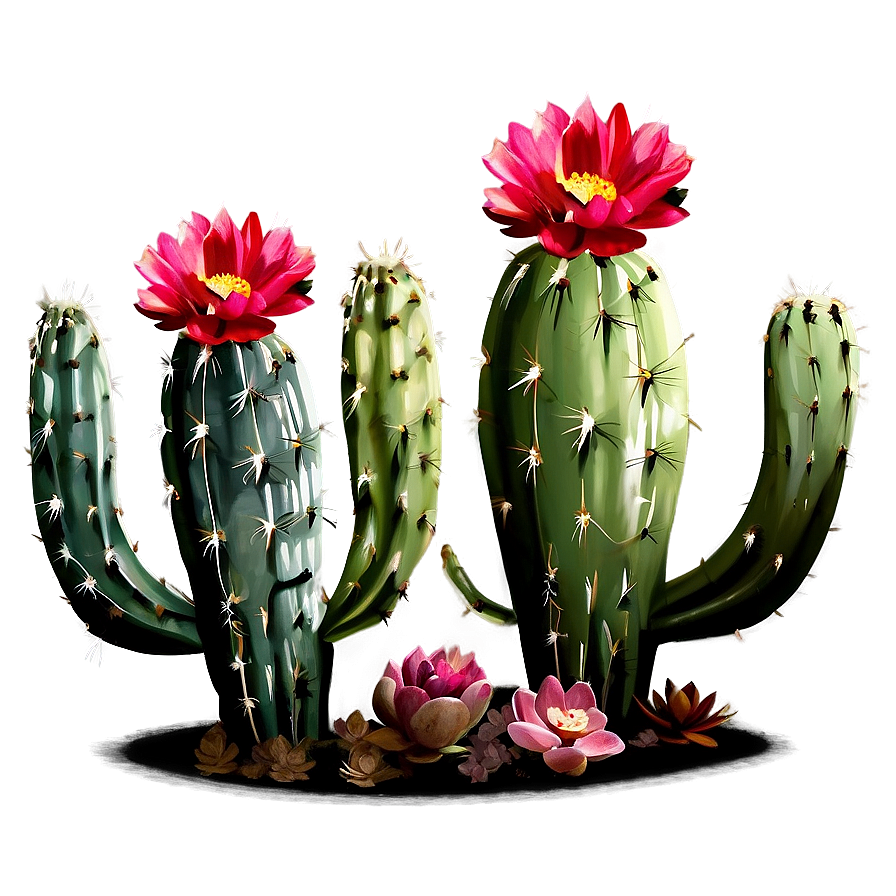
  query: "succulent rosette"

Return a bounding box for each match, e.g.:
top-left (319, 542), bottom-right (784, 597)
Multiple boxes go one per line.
top-left (135, 208), bottom-right (314, 343)
top-left (634, 679), bottom-right (735, 747)
top-left (507, 676), bottom-right (624, 775)
top-left (483, 98), bottom-right (692, 258)
top-left (372, 646), bottom-right (493, 759)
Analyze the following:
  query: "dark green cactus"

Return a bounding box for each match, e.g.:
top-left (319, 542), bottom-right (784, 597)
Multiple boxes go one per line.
top-left (320, 245), bottom-right (442, 641)
top-left (452, 245), bottom-right (858, 723)
top-left (161, 334), bottom-right (329, 746)
top-left (29, 294), bottom-right (201, 655)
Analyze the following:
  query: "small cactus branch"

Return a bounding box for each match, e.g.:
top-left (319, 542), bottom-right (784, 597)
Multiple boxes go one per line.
top-left (440, 544), bottom-right (517, 624)
top-left (321, 246), bottom-right (441, 641)
top-left (29, 294), bottom-right (201, 655)
top-left (652, 295), bottom-right (858, 642)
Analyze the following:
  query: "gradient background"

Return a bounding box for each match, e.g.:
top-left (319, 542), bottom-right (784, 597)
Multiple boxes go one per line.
top-left (3, 1), bottom-right (889, 891)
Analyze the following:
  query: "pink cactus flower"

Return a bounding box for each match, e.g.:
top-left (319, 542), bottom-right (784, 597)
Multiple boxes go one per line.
top-left (483, 98), bottom-right (692, 259)
top-left (372, 646), bottom-right (493, 752)
top-left (135, 208), bottom-right (314, 344)
top-left (507, 675), bottom-right (625, 775)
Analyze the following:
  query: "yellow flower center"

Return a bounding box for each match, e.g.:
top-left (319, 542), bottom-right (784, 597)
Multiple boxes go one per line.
top-left (560, 171), bottom-right (617, 204)
top-left (547, 706), bottom-right (589, 734)
top-left (200, 273), bottom-right (252, 301)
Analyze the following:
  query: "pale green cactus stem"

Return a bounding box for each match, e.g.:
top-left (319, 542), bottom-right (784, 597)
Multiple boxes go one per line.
top-left (320, 244), bottom-right (442, 641)
top-left (653, 293), bottom-right (859, 637)
top-left (447, 245), bottom-right (858, 724)
top-left (29, 293), bottom-right (201, 654)
top-left (161, 333), bottom-right (328, 747)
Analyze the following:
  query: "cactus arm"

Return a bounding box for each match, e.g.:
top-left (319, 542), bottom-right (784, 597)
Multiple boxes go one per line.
top-left (440, 544), bottom-right (517, 624)
top-left (320, 249), bottom-right (442, 641)
top-left (650, 296), bottom-right (858, 641)
top-left (651, 451), bottom-right (846, 637)
top-left (29, 298), bottom-right (201, 655)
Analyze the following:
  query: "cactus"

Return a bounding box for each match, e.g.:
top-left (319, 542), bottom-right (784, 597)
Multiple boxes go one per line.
top-left (30, 217), bottom-right (442, 753)
top-left (320, 243), bottom-right (442, 641)
top-left (160, 333), bottom-right (328, 747)
top-left (29, 293), bottom-right (201, 655)
top-left (452, 244), bottom-right (858, 723)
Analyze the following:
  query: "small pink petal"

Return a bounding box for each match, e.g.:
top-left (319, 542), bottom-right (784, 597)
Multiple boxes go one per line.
top-left (507, 721), bottom-right (561, 753)
top-left (543, 746), bottom-right (588, 774)
top-left (565, 681), bottom-right (598, 712)
top-left (383, 659), bottom-right (403, 688)
top-left (394, 685), bottom-right (431, 733)
top-left (460, 680), bottom-right (492, 729)
top-left (576, 728), bottom-right (626, 759)
top-left (511, 687), bottom-right (541, 726)
top-left (534, 675), bottom-right (568, 720)
top-left (401, 647), bottom-right (428, 686)
top-left (582, 706), bottom-right (609, 734)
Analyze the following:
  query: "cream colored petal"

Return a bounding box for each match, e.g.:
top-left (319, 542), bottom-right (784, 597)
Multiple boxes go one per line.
top-left (408, 697), bottom-right (471, 749)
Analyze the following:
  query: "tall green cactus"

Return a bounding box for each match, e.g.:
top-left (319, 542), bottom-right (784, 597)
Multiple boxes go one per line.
top-left (452, 244), bottom-right (858, 722)
top-left (320, 244), bottom-right (442, 641)
top-left (160, 333), bottom-right (328, 747)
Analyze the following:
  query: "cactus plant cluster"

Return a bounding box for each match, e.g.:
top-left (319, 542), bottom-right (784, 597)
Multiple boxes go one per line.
top-left (28, 97), bottom-right (860, 785)
top-left (463, 247), bottom-right (858, 722)
top-left (29, 217), bottom-right (442, 752)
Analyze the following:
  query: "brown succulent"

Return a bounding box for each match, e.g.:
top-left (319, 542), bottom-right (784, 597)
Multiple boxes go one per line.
top-left (194, 723), bottom-right (240, 775)
top-left (239, 735), bottom-right (316, 783)
top-left (340, 741), bottom-right (405, 788)
top-left (634, 679), bottom-right (736, 747)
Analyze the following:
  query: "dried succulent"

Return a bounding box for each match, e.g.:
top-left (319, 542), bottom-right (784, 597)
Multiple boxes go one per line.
top-left (194, 723), bottom-right (239, 776)
top-left (341, 741), bottom-right (404, 788)
top-left (634, 679), bottom-right (735, 747)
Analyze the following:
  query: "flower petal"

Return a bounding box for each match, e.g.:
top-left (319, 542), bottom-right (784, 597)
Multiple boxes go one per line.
top-left (407, 697), bottom-right (470, 750)
top-left (401, 646), bottom-right (429, 687)
top-left (534, 675), bottom-right (568, 720)
top-left (543, 746), bottom-right (588, 774)
top-left (511, 687), bottom-right (542, 726)
top-left (576, 728), bottom-right (625, 759)
top-left (393, 685), bottom-right (431, 734)
top-left (372, 676), bottom-right (401, 730)
top-left (565, 681), bottom-right (598, 712)
top-left (507, 721), bottom-right (561, 753)
top-left (460, 680), bottom-right (492, 730)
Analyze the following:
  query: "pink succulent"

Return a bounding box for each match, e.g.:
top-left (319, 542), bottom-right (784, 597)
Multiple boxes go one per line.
top-left (507, 676), bottom-right (624, 775)
top-left (135, 208), bottom-right (314, 344)
top-left (372, 646), bottom-right (493, 753)
top-left (483, 98), bottom-right (692, 259)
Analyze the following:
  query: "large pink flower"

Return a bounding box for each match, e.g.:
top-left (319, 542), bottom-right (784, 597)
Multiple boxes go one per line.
top-left (483, 99), bottom-right (692, 258)
top-left (135, 209), bottom-right (314, 344)
top-left (372, 646), bottom-right (493, 752)
top-left (507, 676), bottom-right (624, 775)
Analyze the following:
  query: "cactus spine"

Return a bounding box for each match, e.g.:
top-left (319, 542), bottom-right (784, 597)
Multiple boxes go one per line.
top-left (321, 245), bottom-right (442, 641)
top-left (471, 245), bottom-right (858, 722)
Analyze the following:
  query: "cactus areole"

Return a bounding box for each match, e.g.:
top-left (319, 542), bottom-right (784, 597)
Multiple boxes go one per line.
top-left (474, 100), bottom-right (858, 723)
